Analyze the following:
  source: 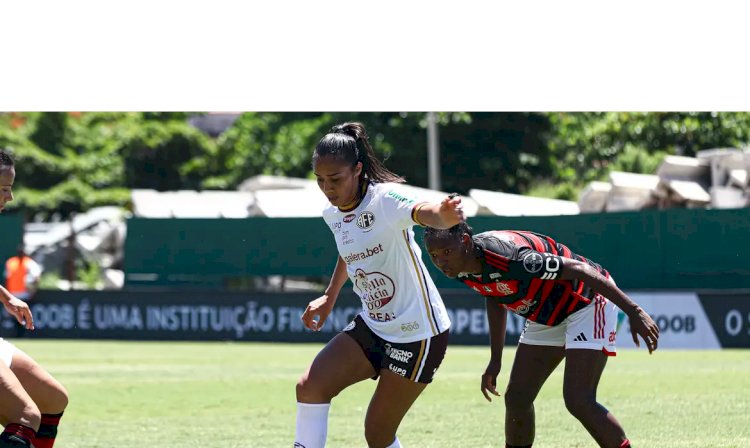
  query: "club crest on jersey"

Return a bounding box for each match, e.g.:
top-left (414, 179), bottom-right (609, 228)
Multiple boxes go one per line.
top-left (523, 252), bottom-right (544, 273)
top-left (343, 213), bottom-right (356, 223)
top-left (356, 211), bottom-right (375, 231)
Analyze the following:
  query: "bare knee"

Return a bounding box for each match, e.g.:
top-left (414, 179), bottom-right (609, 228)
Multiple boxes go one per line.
top-left (295, 374), bottom-right (337, 403)
top-left (563, 390), bottom-right (597, 419)
top-left (47, 382), bottom-right (69, 414)
top-left (504, 386), bottom-right (535, 413)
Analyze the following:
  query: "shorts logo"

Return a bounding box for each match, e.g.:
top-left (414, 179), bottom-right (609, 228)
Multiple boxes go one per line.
top-left (343, 320), bottom-right (356, 332)
top-left (388, 363), bottom-right (407, 377)
top-left (523, 252), bottom-right (544, 273)
top-left (385, 343), bottom-right (414, 363)
top-left (356, 211), bottom-right (375, 231)
top-left (343, 213), bottom-right (356, 223)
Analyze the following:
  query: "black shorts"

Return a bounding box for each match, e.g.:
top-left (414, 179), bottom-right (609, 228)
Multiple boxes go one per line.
top-left (343, 314), bottom-right (450, 384)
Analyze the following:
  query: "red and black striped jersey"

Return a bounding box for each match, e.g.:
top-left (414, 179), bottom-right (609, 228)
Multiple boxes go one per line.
top-left (457, 230), bottom-right (610, 326)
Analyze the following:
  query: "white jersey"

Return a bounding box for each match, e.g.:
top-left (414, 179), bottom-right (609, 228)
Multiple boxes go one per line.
top-left (323, 182), bottom-right (451, 343)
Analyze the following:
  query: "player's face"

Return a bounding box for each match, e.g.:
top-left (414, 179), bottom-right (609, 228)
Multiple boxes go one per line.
top-left (425, 235), bottom-right (471, 278)
top-left (313, 156), bottom-right (362, 208)
top-left (0, 165), bottom-right (15, 213)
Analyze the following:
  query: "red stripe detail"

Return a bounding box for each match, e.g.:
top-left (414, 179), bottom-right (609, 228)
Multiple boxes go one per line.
top-left (602, 347), bottom-right (617, 357)
top-left (560, 244), bottom-right (573, 258)
top-left (486, 261), bottom-right (509, 272)
top-left (524, 278), bottom-right (543, 303)
top-left (528, 280), bottom-right (555, 322)
top-left (519, 232), bottom-right (546, 252)
top-left (41, 414), bottom-right (62, 426)
top-left (545, 237), bottom-right (559, 255)
top-left (3, 423), bottom-right (36, 443)
top-left (483, 249), bottom-right (510, 263)
top-left (484, 254), bottom-right (509, 266)
top-left (547, 284), bottom-right (572, 324)
top-left (600, 297), bottom-right (607, 339)
top-left (566, 291), bottom-right (591, 313)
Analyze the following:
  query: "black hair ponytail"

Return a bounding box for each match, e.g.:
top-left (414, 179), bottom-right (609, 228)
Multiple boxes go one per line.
top-left (314, 122), bottom-right (405, 185)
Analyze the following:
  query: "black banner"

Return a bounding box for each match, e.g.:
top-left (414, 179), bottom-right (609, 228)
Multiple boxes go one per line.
top-left (699, 293), bottom-right (750, 348)
top-left (5, 290), bottom-right (748, 348)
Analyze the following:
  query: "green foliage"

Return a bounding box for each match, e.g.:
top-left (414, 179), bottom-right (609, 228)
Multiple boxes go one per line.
top-left (544, 112), bottom-right (750, 183)
top-left (76, 259), bottom-right (102, 289)
top-left (3, 111), bottom-right (750, 217)
top-left (205, 112), bottom-right (331, 189)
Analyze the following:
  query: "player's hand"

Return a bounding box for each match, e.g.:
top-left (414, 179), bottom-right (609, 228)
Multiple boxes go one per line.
top-left (301, 294), bottom-right (335, 332)
top-left (439, 193), bottom-right (465, 228)
top-left (629, 307), bottom-right (659, 354)
top-left (2, 295), bottom-right (34, 330)
top-left (481, 359), bottom-right (502, 402)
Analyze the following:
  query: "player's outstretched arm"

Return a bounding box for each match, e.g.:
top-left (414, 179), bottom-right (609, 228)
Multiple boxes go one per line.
top-left (482, 298), bottom-right (507, 402)
top-left (0, 284), bottom-right (34, 330)
top-left (561, 259), bottom-right (660, 353)
top-left (301, 256), bottom-right (348, 332)
top-left (414, 194), bottom-right (465, 230)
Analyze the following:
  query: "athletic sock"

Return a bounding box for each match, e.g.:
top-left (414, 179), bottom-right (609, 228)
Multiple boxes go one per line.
top-left (619, 440), bottom-right (631, 448)
top-left (294, 402), bottom-right (330, 448)
top-left (35, 412), bottom-right (64, 448)
top-left (386, 436), bottom-right (402, 448)
top-left (0, 423), bottom-right (36, 447)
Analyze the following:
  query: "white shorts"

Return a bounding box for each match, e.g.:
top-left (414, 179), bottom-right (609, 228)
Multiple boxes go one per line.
top-left (0, 338), bottom-right (19, 367)
top-left (519, 295), bottom-right (619, 356)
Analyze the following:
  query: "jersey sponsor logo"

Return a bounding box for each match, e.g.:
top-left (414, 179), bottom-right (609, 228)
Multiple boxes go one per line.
top-left (388, 363), bottom-right (407, 377)
top-left (356, 211), bottom-right (375, 231)
top-left (523, 252), bottom-right (544, 273)
top-left (385, 343), bottom-right (414, 363)
top-left (343, 243), bottom-right (384, 264)
top-left (353, 269), bottom-right (396, 320)
top-left (343, 213), bottom-right (356, 223)
top-left (330, 221), bottom-right (341, 233)
top-left (508, 298), bottom-right (537, 315)
top-left (401, 321), bottom-right (420, 332)
top-left (489, 272), bottom-right (503, 280)
top-left (386, 190), bottom-right (416, 204)
top-left (341, 230), bottom-right (354, 246)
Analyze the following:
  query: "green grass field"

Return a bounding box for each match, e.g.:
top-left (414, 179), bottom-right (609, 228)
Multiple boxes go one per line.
top-left (12, 340), bottom-right (750, 448)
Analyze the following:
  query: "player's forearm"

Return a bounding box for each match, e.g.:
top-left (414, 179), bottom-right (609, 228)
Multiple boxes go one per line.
top-left (324, 256), bottom-right (349, 303)
top-left (486, 299), bottom-right (507, 361)
top-left (414, 202), bottom-right (454, 229)
top-left (0, 285), bottom-right (13, 304)
top-left (563, 261), bottom-right (641, 316)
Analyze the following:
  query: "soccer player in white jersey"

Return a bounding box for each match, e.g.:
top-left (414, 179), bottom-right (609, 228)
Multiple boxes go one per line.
top-left (295, 122), bottom-right (464, 448)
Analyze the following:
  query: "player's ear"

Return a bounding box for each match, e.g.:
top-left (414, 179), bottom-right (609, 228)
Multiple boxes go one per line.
top-left (353, 161), bottom-right (363, 177)
top-left (461, 233), bottom-right (472, 249)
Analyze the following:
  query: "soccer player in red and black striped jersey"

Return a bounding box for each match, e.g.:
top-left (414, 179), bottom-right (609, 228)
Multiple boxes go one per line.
top-left (424, 221), bottom-right (659, 448)
top-left (0, 149), bottom-right (68, 448)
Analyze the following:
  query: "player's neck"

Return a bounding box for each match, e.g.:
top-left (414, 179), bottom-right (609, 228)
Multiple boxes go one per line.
top-left (338, 181), bottom-right (368, 212)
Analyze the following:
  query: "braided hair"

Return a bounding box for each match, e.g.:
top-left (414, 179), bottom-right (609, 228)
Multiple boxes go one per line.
top-left (0, 149), bottom-right (14, 167)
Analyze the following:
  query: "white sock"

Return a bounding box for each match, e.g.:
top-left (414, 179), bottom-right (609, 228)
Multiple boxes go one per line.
top-left (386, 436), bottom-right (402, 448)
top-left (295, 402), bottom-right (331, 448)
